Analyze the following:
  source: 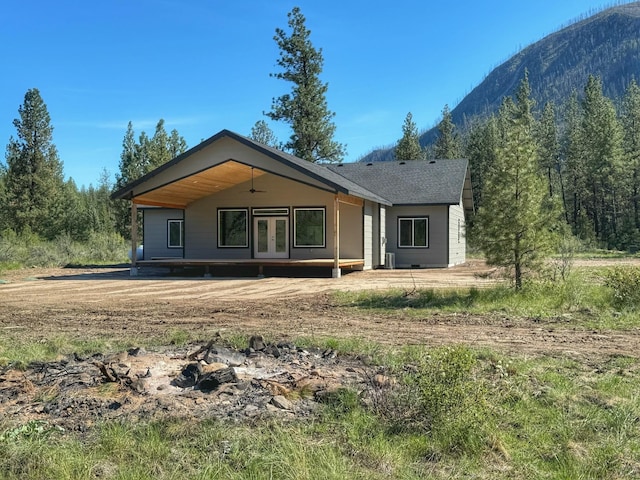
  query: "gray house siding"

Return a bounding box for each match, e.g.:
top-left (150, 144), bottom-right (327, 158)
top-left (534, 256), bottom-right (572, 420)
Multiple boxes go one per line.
top-left (363, 201), bottom-right (374, 269)
top-left (380, 205), bottom-right (386, 267)
top-left (183, 173), bottom-right (362, 261)
top-left (386, 205), bottom-right (449, 268)
top-left (448, 201), bottom-right (466, 266)
top-left (339, 202), bottom-right (364, 261)
top-left (143, 209), bottom-right (184, 259)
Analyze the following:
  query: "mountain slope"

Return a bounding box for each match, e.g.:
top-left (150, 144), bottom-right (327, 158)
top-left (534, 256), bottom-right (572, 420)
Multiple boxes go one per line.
top-left (363, 2), bottom-right (640, 162)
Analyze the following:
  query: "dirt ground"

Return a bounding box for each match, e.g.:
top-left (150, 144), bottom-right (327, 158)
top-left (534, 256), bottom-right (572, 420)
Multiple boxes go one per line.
top-left (2, 258), bottom-right (640, 433)
top-left (1, 258), bottom-right (639, 360)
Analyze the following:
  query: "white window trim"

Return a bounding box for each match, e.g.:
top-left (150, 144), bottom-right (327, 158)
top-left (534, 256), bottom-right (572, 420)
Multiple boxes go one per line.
top-left (398, 217), bottom-right (429, 248)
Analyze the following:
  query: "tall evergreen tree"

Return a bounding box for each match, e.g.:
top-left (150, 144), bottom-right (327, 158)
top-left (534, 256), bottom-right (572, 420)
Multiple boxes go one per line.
top-left (472, 75), bottom-right (559, 290)
top-left (112, 121), bottom-right (187, 239)
top-left (433, 104), bottom-right (461, 159)
top-left (168, 129), bottom-right (188, 159)
top-left (464, 115), bottom-right (499, 209)
top-left (621, 79), bottom-right (640, 234)
top-left (250, 120), bottom-right (279, 148)
top-left (267, 7), bottom-right (345, 163)
top-left (536, 102), bottom-right (561, 198)
top-left (0, 164), bottom-right (8, 231)
top-left (115, 122), bottom-right (140, 187)
top-left (113, 122), bottom-right (140, 238)
top-left (560, 91), bottom-right (589, 236)
top-left (3, 88), bottom-right (65, 239)
top-left (148, 119), bottom-right (171, 170)
top-left (581, 75), bottom-right (624, 246)
top-left (395, 112), bottom-right (424, 161)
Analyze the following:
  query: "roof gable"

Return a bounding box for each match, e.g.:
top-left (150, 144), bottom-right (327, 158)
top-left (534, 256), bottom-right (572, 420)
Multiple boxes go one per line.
top-left (111, 130), bottom-right (390, 206)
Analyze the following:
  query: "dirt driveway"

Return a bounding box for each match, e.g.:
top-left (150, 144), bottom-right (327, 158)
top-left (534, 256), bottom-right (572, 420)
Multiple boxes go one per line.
top-left (1, 259), bottom-right (639, 360)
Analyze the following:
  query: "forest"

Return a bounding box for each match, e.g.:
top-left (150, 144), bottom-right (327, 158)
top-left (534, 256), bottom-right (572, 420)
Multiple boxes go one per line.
top-left (0, 88), bottom-right (188, 266)
top-left (459, 73), bottom-right (640, 252)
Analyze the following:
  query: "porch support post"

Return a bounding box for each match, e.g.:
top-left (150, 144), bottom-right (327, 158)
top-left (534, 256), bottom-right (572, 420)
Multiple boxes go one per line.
top-left (332, 194), bottom-right (341, 278)
top-left (130, 202), bottom-right (138, 277)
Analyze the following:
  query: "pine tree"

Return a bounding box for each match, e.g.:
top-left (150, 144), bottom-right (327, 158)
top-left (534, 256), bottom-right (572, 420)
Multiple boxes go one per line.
top-left (112, 121), bottom-right (187, 239)
top-left (472, 75), bottom-right (559, 290)
top-left (0, 165), bottom-right (7, 230)
top-left (4, 88), bottom-right (65, 239)
top-left (621, 79), bottom-right (640, 235)
top-left (581, 75), bottom-right (624, 246)
top-left (560, 91), bottom-right (590, 237)
top-left (148, 119), bottom-right (171, 171)
top-left (113, 122), bottom-right (138, 238)
top-left (395, 112), bottom-right (424, 161)
top-left (267, 7), bottom-right (345, 163)
top-left (433, 104), bottom-right (461, 159)
top-left (536, 102), bottom-right (560, 198)
top-left (168, 129), bottom-right (188, 159)
top-left (115, 122), bottom-right (140, 187)
top-left (148, 120), bottom-right (186, 170)
top-left (250, 120), bottom-right (279, 148)
top-left (464, 115), bottom-right (499, 209)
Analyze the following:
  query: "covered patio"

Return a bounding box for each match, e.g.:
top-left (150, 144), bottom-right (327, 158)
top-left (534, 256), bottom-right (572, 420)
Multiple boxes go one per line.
top-left (134, 257), bottom-right (365, 277)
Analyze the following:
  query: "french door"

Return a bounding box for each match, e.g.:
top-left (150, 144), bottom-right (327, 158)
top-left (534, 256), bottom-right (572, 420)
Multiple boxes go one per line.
top-left (254, 217), bottom-right (288, 258)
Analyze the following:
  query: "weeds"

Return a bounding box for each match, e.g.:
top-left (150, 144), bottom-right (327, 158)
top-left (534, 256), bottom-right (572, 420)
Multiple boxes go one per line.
top-left (0, 229), bottom-right (127, 271)
top-left (335, 269), bottom-right (636, 329)
top-left (0, 342), bottom-right (639, 479)
top-left (0, 421), bottom-right (64, 443)
top-left (603, 266), bottom-right (640, 309)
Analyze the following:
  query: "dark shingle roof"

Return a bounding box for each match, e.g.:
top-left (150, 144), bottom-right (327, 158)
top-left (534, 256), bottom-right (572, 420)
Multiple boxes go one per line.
top-left (326, 159), bottom-right (469, 205)
top-left (112, 129), bottom-right (468, 207)
top-left (235, 133), bottom-right (391, 205)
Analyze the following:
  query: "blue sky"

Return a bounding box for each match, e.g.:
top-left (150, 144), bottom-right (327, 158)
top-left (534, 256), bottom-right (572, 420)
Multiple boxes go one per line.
top-left (0, 0), bottom-right (626, 187)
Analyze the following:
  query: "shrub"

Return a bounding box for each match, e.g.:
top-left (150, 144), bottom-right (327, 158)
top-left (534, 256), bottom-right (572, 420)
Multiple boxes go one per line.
top-left (85, 231), bottom-right (128, 263)
top-left (0, 229), bottom-right (127, 268)
top-left (603, 266), bottom-right (640, 309)
top-left (375, 345), bottom-right (492, 456)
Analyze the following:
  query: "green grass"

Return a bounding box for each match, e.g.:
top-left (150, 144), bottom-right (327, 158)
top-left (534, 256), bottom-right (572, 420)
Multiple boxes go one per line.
top-left (0, 334), bottom-right (134, 369)
top-left (1, 344), bottom-right (638, 479)
top-left (333, 269), bottom-right (639, 330)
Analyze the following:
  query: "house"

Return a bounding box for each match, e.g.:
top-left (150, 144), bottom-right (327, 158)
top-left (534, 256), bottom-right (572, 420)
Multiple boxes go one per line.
top-left (111, 129), bottom-right (473, 277)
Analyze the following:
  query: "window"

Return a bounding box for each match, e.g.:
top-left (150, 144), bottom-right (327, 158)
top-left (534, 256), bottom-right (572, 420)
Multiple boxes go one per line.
top-left (294, 208), bottom-right (325, 247)
top-left (167, 220), bottom-right (184, 248)
top-left (253, 208), bottom-right (289, 216)
top-left (218, 209), bottom-right (248, 247)
top-left (398, 217), bottom-right (428, 248)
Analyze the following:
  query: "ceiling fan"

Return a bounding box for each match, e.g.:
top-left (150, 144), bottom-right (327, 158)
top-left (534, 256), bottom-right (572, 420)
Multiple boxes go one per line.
top-left (249, 167), bottom-right (266, 194)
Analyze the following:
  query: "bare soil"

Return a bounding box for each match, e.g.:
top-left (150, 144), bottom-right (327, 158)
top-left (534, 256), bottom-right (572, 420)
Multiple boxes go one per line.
top-left (1, 259), bottom-right (639, 433)
top-left (1, 258), bottom-right (639, 358)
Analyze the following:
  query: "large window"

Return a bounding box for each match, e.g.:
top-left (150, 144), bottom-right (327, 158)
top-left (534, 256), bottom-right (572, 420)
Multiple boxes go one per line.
top-left (294, 208), bottom-right (325, 247)
top-left (167, 219), bottom-right (184, 248)
top-left (398, 217), bottom-right (429, 248)
top-left (218, 209), bottom-right (248, 247)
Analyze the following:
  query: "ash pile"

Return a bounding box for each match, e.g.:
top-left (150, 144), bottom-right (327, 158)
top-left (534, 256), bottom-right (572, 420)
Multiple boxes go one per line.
top-left (0, 335), bottom-right (378, 433)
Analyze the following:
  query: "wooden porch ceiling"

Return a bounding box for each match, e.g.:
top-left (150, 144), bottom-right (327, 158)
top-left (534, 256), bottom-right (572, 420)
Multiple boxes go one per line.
top-left (133, 161), bottom-right (266, 208)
